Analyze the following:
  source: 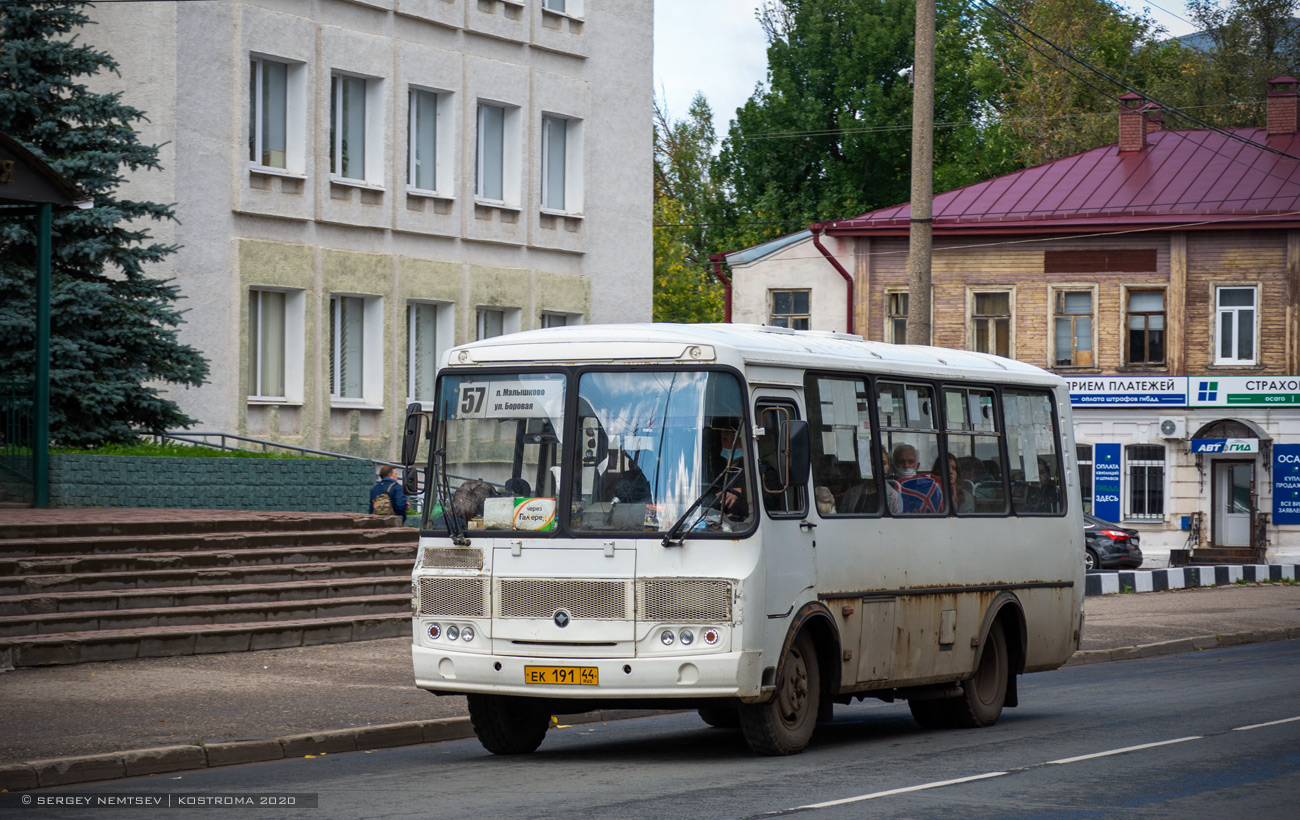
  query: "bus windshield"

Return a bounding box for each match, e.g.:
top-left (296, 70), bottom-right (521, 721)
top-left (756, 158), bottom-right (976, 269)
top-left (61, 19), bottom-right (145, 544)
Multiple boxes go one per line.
top-left (426, 368), bottom-right (754, 536)
top-left (428, 372), bottom-right (566, 533)
top-left (570, 370), bottom-right (752, 534)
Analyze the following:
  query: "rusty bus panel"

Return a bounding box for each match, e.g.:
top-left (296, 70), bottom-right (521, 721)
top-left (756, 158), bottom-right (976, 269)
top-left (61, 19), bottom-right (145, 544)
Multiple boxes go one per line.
top-left (855, 597), bottom-right (897, 684)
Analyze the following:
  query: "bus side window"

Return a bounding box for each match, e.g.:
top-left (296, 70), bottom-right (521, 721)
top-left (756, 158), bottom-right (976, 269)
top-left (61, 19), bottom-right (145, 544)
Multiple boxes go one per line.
top-left (943, 386), bottom-right (1006, 515)
top-left (879, 381), bottom-right (944, 516)
top-left (805, 374), bottom-right (881, 516)
top-left (1004, 390), bottom-right (1063, 515)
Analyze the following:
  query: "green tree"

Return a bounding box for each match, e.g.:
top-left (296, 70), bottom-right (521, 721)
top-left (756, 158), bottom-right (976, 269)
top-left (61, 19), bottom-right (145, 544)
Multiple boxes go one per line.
top-left (0, 2), bottom-right (208, 446)
top-left (713, 0), bottom-right (1011, 250)
top-left (974, 0), bottom-right (1186, 166)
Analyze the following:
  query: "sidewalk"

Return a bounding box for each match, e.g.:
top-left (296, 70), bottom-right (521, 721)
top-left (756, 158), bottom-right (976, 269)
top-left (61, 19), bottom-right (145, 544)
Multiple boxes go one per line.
top-left (1, 583), bottom-right (1298, 791)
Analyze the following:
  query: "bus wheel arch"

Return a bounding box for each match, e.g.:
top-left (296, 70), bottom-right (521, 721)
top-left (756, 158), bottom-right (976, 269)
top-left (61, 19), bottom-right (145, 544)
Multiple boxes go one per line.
top-left (739, 602), bottom-right (838, 755)
top-left (976, 593), bottom-right (1026, 708)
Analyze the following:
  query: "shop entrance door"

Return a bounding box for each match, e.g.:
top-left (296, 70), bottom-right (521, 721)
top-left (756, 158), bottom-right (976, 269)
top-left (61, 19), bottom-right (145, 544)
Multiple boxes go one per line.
top-left (1212, 461), bottom-right (1254, 547)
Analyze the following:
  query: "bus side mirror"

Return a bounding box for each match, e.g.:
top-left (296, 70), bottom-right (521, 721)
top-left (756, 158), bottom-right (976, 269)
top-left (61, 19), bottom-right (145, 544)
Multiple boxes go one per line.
top-left (401, 403), bottom-right (426, 466)
top-left (402, 465), bottom-right (421, 496)
top-left (777, 419), bottom-right (811, 487)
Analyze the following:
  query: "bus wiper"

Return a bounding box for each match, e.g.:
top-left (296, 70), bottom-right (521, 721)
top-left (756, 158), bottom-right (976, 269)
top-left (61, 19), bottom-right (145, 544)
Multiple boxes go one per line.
top-left (661, 468), bottom-right (739, 548)
top-left (432, 402), bottom-right (469, 546)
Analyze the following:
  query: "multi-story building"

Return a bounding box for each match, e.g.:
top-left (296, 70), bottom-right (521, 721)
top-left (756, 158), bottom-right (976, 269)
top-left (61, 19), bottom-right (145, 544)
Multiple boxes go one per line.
top-left (725, 85), bottom-right (1300, 566)
top-left (83, 0), bottom-right (652, 461)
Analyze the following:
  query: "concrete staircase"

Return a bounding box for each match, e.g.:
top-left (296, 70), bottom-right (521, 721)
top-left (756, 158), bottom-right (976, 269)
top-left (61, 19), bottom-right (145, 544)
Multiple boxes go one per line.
top-left (0, 514), bottom-right (417, 668)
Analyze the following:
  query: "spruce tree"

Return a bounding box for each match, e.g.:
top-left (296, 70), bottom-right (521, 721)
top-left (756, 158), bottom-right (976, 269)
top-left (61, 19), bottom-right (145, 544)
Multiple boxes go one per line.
top-left (0, 1), bottom-right (208, 446)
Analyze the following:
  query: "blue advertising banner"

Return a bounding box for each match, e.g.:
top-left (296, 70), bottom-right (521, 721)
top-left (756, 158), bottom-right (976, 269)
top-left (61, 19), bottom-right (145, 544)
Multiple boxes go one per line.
top-left (1274, 444), bottom-right (1300, 525)
top-left (1093, 443), bottom-right (1122, 522)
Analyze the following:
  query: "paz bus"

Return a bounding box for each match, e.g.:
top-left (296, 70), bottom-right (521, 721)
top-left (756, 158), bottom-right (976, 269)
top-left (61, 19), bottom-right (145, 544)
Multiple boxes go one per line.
top-left (402, 324), bottom-right (1085, 756)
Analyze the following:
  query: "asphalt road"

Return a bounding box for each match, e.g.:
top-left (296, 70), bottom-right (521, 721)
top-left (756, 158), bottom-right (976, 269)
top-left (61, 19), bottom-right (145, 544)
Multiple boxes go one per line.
top-left (8, 640), bottom-right (1297, 820)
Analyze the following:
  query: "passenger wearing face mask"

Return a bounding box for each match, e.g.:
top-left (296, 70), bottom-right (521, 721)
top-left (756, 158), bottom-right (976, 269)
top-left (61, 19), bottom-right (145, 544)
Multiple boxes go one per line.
top-left (886, 443), bottom-right (944, 515)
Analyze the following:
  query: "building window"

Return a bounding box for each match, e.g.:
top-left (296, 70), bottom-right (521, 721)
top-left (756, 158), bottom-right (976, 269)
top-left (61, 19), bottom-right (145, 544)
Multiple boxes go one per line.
top-left (249, 58), bottom-right (287, 170)
top-left (1076, 444), bottom-right (1093, 515)
top-left (331, 73), bottom-right (380, 183)
top-left (1215, 286), bottom-right (1256, 364)
top-left (970, 291), bottom-right (1011, 357)
top-left (248, 290), bottom-right (286, 399)
top-left (1126, 290), bottom-right (1166, 366)
top-left (475, 103), bottom-right (520, 205)
top-left (408, 88), bottom-right (445, 193)
top-left (248, 57), bottom-right (304, 174)
top-left (770, 290), bottom-right (810, 330)
top-left (408, 303), bottom-right (449, 403)
top-left (1052, 290), bottom-right (1093, 367)
top-left (541, 115), bottom-right (582, 213)
top-left (541, 313), bottom-right (569, 328)
top-left (886, 291), bottom-right (908, 343)
top-left (329, 296), bottom-right (365, 399)
top-left (1125, 444), bottom-right (1165, 520)
top-left (477, 307), bottom-right (521, 340)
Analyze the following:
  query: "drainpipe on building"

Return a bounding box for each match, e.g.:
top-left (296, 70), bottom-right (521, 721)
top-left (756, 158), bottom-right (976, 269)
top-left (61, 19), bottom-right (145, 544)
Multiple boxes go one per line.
top-left (810, 225), bottom-right (854, 335)
top-left (708, 253), bottom-right (732, 323)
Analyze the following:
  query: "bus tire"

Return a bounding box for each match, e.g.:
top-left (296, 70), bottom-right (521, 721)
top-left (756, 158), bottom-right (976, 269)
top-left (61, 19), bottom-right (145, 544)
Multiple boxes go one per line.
top-left (466, 694), bottom-right (550, 755)
top-left (950, 619), bottom-right (1008, 728)
top-left (907, 697), bottom-right (954, 730)
top-left (738, 630), bottom-right (820, 755)
top-left (697, 706), bottom-right (740, 729)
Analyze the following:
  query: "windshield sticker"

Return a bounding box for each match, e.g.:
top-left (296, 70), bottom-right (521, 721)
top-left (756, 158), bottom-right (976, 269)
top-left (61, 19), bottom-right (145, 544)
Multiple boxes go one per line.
top-left (456, 379), bottom-right (564, 421)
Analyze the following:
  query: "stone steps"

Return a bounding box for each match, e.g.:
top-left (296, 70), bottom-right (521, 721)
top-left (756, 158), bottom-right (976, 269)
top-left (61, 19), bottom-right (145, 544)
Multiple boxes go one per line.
top-left (0, 513), bottom-right (417, 668)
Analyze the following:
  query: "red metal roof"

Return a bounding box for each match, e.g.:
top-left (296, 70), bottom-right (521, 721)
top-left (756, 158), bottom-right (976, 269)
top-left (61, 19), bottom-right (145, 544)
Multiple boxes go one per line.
top-left (821, 127), bottom-right (1300, 236)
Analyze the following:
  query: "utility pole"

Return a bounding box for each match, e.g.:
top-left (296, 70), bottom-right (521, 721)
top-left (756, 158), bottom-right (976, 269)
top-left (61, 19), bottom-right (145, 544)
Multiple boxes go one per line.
top-left (906, 0), bottom-right (935, 346)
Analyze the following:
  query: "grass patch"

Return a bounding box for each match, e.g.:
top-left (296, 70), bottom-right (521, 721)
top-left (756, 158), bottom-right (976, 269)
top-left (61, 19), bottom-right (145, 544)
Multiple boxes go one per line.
top-left (51, 440), bottom-right (322, 459)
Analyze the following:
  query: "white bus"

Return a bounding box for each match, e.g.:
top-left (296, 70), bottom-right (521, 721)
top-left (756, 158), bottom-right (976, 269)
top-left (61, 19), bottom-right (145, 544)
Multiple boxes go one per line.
top-left (403, 324), bottom-right (1085, 756)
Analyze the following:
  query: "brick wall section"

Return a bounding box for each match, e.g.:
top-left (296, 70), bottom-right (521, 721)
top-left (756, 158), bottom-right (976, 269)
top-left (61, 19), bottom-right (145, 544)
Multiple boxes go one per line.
top-left (47, 456), bottom-right (374, 512)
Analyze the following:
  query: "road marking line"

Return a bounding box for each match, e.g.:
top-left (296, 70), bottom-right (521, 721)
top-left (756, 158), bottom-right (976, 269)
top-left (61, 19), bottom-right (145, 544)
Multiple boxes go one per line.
top-left (793, 772), bottom-right (1009, 810)
top-left (1046, 736), bottom-right (1201, 765)
top-left (1233, 716), bottom-right (1300, 732)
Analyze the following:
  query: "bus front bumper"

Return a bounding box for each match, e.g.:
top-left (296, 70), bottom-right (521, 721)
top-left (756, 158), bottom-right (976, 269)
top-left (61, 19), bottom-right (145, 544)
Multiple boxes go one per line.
top-left (413, 644), bottom-right (764, 700)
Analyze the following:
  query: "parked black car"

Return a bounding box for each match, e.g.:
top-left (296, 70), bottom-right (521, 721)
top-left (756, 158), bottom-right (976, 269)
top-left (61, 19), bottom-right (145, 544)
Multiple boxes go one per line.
top-left (1083, 513), bottom-right (1143, 570)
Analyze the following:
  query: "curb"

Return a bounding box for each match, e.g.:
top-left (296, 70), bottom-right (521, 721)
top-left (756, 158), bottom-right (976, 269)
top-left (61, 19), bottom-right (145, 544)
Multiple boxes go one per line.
top-left (1085, 563), bottom-right (1299, 595)
top-left (4, 630), bottom-right (1297, 792)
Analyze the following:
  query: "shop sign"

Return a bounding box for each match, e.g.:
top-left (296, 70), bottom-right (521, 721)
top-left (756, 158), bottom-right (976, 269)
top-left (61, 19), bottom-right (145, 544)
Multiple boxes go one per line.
top-left (1189, 376), bottom-right (1300, 407)
top-left (1093, 443), bottom-right (1122, 522)
top-left (1189, 438), bottom-right (1259, 453)
top-left (1275, 445), bottom-right (1300, 525)
top-left (1067, 376), bottom-right (1187, 407)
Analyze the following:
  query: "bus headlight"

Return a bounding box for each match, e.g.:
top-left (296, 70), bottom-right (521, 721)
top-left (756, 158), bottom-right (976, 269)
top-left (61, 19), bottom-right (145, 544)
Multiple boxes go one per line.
top-left (679, 629), bottom-right (695, 646)
top-left (446, 625), bottom-right (460, 641)
top-left (660, 630), bottom-right (675, 646)
top-left (461, 626), bottom-right (475, 642)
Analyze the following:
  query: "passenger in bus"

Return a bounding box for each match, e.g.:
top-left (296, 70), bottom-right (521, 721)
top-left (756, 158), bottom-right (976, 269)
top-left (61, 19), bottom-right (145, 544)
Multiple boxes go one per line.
top-left (886, 443), bottom-right (944, 515)
top-left (1022, 458), bottom-right (1061, 513)
top-left (939, 453), bottom-right (975, 514)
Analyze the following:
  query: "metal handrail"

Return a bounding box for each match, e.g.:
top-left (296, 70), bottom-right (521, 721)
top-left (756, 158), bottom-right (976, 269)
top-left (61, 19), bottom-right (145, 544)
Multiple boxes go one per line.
top-left (157, 431), bottom-right (401, 472)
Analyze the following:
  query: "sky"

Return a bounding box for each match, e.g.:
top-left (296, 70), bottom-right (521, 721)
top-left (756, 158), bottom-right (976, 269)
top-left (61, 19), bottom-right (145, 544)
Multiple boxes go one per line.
top-left (653, 1), bottom-right (1201, 135)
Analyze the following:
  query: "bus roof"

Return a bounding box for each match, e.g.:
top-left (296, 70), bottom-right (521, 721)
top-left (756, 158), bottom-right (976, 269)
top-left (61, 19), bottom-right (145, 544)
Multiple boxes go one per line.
top-left (444, 323), bottom-right (1062, 387)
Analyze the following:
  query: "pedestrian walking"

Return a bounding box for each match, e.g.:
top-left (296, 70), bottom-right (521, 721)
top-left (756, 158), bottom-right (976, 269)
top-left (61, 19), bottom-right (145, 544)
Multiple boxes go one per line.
top-left (370, 465), bottom-right (408, 524)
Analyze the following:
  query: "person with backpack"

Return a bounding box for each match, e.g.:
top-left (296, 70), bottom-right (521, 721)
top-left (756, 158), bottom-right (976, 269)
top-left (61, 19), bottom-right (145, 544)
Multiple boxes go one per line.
top-left (370, 465), bottom-right (408, 524)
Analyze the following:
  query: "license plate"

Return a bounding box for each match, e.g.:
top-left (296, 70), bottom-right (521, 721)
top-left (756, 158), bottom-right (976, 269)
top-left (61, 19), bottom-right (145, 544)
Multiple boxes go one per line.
top-left (524, 665), bottom-right (599, 686)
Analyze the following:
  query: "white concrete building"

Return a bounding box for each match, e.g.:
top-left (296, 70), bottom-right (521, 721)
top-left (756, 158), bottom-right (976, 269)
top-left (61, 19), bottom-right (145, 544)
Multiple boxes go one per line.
top-left (84, 0), bottom-right (652, 460)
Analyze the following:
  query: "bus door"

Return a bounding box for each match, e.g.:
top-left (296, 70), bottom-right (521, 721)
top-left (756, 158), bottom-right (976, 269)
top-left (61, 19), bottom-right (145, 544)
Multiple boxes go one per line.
top-left (753, 394), bottom-right (814, 621)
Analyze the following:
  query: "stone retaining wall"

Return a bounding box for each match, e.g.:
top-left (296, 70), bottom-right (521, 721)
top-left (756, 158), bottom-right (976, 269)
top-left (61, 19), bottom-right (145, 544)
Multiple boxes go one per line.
top-left (47, 455), bottom-right (374, 512)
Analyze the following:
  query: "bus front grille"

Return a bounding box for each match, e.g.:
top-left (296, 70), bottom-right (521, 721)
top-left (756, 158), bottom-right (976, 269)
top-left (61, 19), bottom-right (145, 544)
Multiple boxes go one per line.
top-left (419, 548), bottom-right (483, 570)
top-left (637, 579), bottom-right (733, 622)
top-left (495, 578), bottom-right (629, 620)
top-left (417, 577), bottom-right (487, 617)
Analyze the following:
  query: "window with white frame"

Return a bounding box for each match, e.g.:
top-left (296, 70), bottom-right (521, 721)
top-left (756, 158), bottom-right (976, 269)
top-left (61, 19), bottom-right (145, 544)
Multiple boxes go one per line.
top-left (329, 295), bottom-right (382, 404)
top-left (885, 291), bottom-right (908, 343)
top-left (1126, 289), bottom-right (1166, 366)
top-left (248, 290), bottom-right (286, 398)
top-left (476, 102), bottom-right (520, 205)
top-left (408, 88), bottom-right (450, 194)
top-left (1215, 286), bottom-right (1257, 365)
top-left (769, 290), bottom-right (810, 329)
top-left (1125, 444), bottom-right (1165, 520)
top-left (330, 73), bottom-right (381, 183)
top-left (248, 288), bottom-right (305, 403)
top-left (542, 0), bottom-right (582, 13)
top-left (477, 307), bottom-right (521, 341)
top-left (541, 115), bottom-right (582, 213)
top-left (407, 303), bottom-right (448, 403)
top-left (541, 312), bottom-right (571, 328)
top-left (1052, 289), bottom-right (1093, 367)
top-left (970, 290), bottom-right (1012, 357)
top-left (248, 56), bottom-right (304, 174)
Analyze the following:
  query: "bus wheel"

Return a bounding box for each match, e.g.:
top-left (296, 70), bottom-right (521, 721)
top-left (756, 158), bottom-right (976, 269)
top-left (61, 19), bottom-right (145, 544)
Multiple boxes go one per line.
top-left (950, 620), bottom-right (1008, 728)
top-left (697, 706), bottom-right (740, 729)
top-left (739, 630), bottom-right (820, 755)
top-left (907, 697), bottom-right (954, 730)
top-left (466, 694), bottom-right (550, 755)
